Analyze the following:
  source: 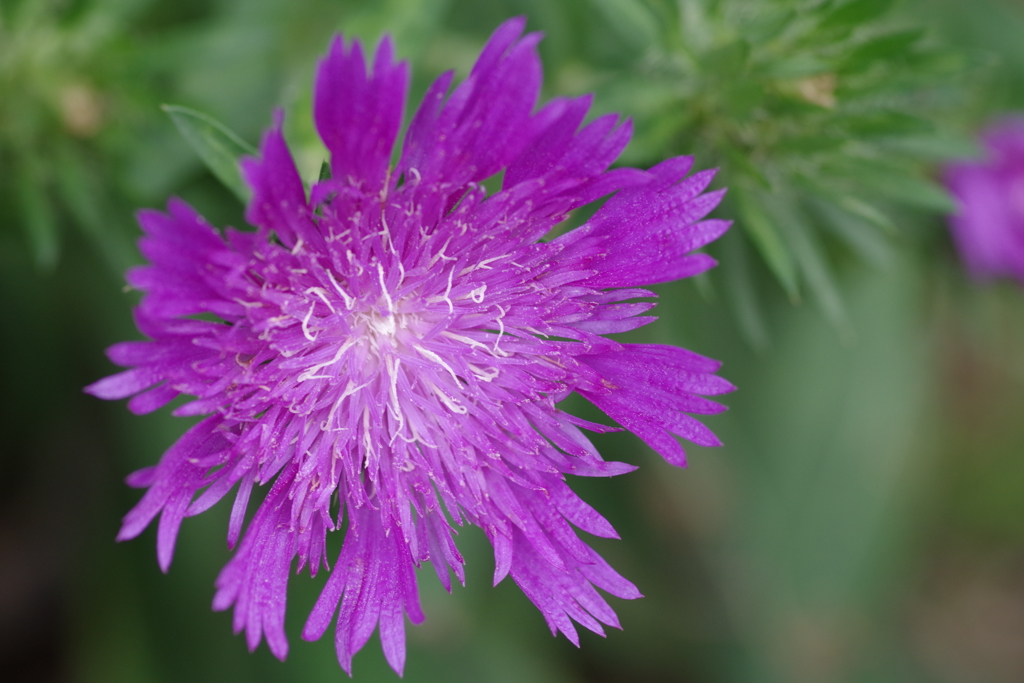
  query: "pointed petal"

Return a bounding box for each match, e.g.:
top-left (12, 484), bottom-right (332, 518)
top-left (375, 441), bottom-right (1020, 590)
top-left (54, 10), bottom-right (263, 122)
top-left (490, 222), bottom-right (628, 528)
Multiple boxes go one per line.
top-left (315, 35), bottom-right (409, 191)
top-left (241, 110), bottom-right (313, 249)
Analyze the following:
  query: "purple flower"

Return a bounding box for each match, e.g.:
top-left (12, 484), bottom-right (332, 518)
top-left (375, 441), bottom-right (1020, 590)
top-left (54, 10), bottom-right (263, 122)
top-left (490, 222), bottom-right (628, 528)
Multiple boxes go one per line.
top-left (86, 18), bottom-right (733, 675)
top-left (945, 118), bottom-right (1024, 283)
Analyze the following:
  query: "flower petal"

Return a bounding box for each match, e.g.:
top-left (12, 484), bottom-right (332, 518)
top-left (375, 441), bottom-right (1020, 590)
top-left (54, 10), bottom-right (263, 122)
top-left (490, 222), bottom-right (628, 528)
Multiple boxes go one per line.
top-left (241, 111), bottom-right (314, 249)
top-left (212, 463), bottom-right (300, 661)
top-left (579, 344), bottom-right (734, 467)
top-left (397, 17), bottom-right (541, 218)
top-left (315, 35), bottom-right (409, 192)
top-left (303, 504), bottom-right (423, 676)
top-left (563, 163), bottom-right (730, 288)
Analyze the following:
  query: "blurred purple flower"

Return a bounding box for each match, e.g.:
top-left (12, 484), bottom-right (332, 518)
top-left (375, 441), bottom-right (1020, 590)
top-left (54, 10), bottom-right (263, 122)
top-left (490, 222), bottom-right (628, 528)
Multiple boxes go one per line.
top-left (86, 18), bottom-right (733, 675)
top-left (945, 118), bottom-right (1024, 282)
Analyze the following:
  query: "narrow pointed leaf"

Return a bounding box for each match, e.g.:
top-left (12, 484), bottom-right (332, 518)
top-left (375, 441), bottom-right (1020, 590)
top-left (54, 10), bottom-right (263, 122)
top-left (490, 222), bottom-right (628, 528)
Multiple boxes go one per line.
top-left (840, 29), bottom-right (925, 72)
top-left (162, 104), bottom-right (257, 205)
top-left (54, 142), bottom-right (136, 274)
top-left (591, 0), bottom-right (660, 52)
top-left (827, 158), bottom-right (956, 213)
top-left (767, 193), bottom-right (852, 340)
top-left (794, 175), bottom-right (898, 236)
top-left (877, 134), bottom-right (980, 161)
top-left (733, 185), bottom-right (799, 300)
top-left (808, 197), bottom-right (894, 269)
top-left (817, 0), bottom-right (894, 30)
top-left (723, 228), bottom-right (770, 351)
top-left (14, 153), bottom-right (59, 269)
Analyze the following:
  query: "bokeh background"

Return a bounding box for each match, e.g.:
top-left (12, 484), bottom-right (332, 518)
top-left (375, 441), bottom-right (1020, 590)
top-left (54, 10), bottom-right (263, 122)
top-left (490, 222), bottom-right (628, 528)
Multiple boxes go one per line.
top-left (4, 0), bottom-right (1024, 681)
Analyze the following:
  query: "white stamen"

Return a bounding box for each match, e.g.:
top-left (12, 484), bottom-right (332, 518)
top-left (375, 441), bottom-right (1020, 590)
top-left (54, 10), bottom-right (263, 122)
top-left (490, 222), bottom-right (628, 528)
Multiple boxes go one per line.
top-left (377, 262), bottom-right (395, 315)
top-left (404, 420), bottom-right (436, 448)
top-left (385, 355), bottom-right (405, 442)
top-left (429, 236), bottom-right (458, 267)
top-left (493, 305), bottom-right (507, 356)
top-left (429, 383), bottom-right (468, 414)
top-left (414, 345), bottom-right (462, 386)
top-left (265, 315), bottom-right (291, 328)
top-left (325, 270), bottom-right (355, 310)
top-left (426, 269), bottom-right (455, 313)
top-left (463, 255), bottom-right (506, 273)
top-left (379, 207), bottom-right (393, 252)
top-left (441, 331), bottom-right (490, 352)
top-left (305, 287), bottom-right (337, 314)
top-left (301, 302), bottom-right (318, 341)
top-left (467, 284), bottom-right (487, 304)
top-left (365, 309), bottom-right (397, 337)
top-left (443, 269), bottom-right (454, 313)
top-left (469, 364), bottom-right (500, 382)
top-left (297, 337), bottom-right (358, 382)
top-left (346, 250), bottom-right (364, 276)
top-left (362, 408), bottom-right (375, 468)
top-left (340, 378), bottom-right (372, 400)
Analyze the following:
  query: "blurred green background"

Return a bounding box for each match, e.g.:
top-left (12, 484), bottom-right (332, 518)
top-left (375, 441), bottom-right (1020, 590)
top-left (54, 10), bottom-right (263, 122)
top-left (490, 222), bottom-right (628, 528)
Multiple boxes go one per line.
top-left (4, 0), bottom-right (1024, 681)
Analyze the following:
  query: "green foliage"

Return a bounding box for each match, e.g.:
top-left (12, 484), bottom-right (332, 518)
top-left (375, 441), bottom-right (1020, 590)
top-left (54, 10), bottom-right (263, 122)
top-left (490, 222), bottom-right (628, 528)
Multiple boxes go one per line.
top-left (0, 0), bottom-right (349, 272)
top-left (162, 104), bottom-right (257, 204)
top-left (0, 0), bottom-right (147, 272)
top-left (580, 0), bottom-right (967, 340)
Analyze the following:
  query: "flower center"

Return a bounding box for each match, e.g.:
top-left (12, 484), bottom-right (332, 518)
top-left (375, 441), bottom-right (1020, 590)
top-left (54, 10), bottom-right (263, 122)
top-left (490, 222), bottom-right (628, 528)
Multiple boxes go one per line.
top-left (353, 308), bottom-right (425, 358)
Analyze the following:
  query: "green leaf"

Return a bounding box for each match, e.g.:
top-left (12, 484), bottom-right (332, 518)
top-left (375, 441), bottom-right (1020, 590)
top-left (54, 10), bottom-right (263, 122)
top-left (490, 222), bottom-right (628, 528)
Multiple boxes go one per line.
top-left (739, 7), bottom-right (796, 45)
top-left (733, 185), bottom-right (800, 300)
top-left (162, 104), bottom-right (257, 205)
top-left (794, 174), bottom-right (898, 235)
top-left (761, 55), bottom-right (831, 79)
top-left (831, 158), bottom-right (956, 213)
top-left (776, 133), bottom-right (846, 154)
top-left (840, 29), bottom-right (924, 72)
top-left (703, 40), bottom-right (751, 79)
top-left (876, 134), bottom-right (980, 161)
top-left (14, 153), bottom-right (58, 269)
top-left (723, 227), bottom-right (770, 351)
top-left (721, 140), bottom-right (770, 189)
top-left (876, 175), bottom-right (956, 213)
top-left (723, 81), bottom-right (765, 117)
top-left (766, 192), bottom-right (852, 338)
top-left (818, 0), bottom-right (894, 30)
top-left (54, 142), bottom-right (136, 274)
top-left (836, 196), bottom-right (897, 236)
top-left (692, 270), bottom-right (716, 303)
top-left (840, 110), bottom-right (934, 138)
top-left (590, 0), bottom-right (660, 52)
top-left (808, 197), bottom-right (894, 268)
